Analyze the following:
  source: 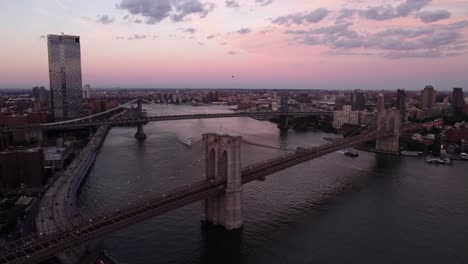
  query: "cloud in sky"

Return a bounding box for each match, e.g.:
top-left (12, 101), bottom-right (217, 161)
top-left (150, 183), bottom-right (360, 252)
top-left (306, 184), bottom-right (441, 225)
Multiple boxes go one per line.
top-left (117, 0), bottom-right (215, 24)
top-left (337, 0), bottom-right (432, 21)
top-left (285, 21), bottom-right (468, 58)
top-left (183, 28), bottom-right (197, 34)
top-left (127, 34), bottom-right (147, 40)
top-left (272, 8), bottom-right (329, 26)
top-left (225, 0), bottom-right (273, 8)
top-left (96, 15), bottom-right (115, 24)
top-left (225, 0), bottom-right (239, 8)
top-left (417, 10), bottom-right (451, 23)
top-left (256, 0), bottom-right (273, 6)
top-left (237, 28), bottom-right (252, 34)
top-left (3, 0), bottom-right (468, 90)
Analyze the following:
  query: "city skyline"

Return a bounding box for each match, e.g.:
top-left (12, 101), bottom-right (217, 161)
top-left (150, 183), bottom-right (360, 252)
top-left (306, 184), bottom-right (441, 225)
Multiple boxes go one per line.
top-left (2, 0), bottom-right (468, 90)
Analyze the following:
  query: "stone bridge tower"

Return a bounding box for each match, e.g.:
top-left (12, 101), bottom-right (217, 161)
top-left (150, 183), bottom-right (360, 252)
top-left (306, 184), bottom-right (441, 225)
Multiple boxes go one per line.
top-left (277, 96), bottom-right (289, 133)
top-left (134, 99), bottom-right (147, 140)
top-left (376, 109), bottom-right (400, 153)
top-left (202, 133), bottom-right (243, 230)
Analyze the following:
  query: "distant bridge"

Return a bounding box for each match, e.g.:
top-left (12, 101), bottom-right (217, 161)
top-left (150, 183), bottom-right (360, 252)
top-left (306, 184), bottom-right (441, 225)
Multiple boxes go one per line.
top-left (40, 111), bottom-right (332, 131)
top-left (1, 98), bottom-right (331, 134)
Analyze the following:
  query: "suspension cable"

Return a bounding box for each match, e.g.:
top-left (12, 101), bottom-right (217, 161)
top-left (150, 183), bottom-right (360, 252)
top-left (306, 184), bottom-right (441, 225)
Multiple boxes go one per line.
top-left (241, 139), bottom-right (295, 151)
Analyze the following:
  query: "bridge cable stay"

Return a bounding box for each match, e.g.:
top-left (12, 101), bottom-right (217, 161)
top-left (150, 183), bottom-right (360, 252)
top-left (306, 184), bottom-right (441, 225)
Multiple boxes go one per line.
top-left (77, 137), bottom-right (207, 219)
top-left (241, 140), bottom-right (295, 152)
top-left (28, 136), bottom-right (218, 241)
top-left (77, 138), bottom-right (207, 223)
top-left (320, 119), bottom-right (376, 151)
top-left (214, 126), bottom-right (293, 151)
top-left (41, 99), bottom-right (139, 126)
top-left (218, 127), bottom-right (272, 139)
top-left (15, 164), bottom-right (215, 251)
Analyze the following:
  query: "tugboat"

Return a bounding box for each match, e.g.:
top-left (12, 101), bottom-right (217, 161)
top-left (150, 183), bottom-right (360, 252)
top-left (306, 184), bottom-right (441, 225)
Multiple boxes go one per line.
top-left (344, 150), bottom-right (359, 157)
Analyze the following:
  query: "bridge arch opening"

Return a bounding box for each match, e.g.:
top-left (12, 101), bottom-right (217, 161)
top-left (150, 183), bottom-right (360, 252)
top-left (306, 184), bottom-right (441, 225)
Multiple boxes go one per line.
top-left (388, 117), bottom-right (395, 132)
top-left (219, 150), bottom-right (228, 179)
top-left (379, 117), bottom-right (387, 131)
top-left (207, 149), bottom-right (216, 179)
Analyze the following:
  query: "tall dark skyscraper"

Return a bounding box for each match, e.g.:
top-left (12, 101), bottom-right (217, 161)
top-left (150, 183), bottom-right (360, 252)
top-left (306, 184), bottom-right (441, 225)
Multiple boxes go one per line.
top-left (420, 85), bottom-right (437, 109)
top-left (452, 87), bottom-right (465, 114)
top-left (32, 86), bottom-right (49, 106)
top-left (47, 34), bottom-right (83, 121)
top-left (377, 93), bottom-right (385, 112)
top-left (335, 94), bottom-right (345, 110)
top-left (397, 89), bottom-right (406, 123)
top-left (351, 90), bottom-right (366, 111)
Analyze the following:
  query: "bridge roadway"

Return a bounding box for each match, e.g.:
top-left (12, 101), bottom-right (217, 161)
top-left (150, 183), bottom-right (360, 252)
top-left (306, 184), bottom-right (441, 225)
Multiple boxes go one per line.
top-left (33, 111), bottom-right (127, 263)
top-left (0, 122), bottom-right (431, 263)
top-left (40, 111), bottom-right (332, 131)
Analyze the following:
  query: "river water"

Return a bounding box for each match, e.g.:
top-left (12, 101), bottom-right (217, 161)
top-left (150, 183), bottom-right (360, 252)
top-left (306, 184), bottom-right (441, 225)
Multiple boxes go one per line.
top-left (78, 104), bottom-right (468, 264)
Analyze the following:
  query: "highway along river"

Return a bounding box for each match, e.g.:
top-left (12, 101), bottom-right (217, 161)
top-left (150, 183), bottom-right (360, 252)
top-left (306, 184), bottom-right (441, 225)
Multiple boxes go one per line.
top-left (78, 104), bottom-right (468, 264)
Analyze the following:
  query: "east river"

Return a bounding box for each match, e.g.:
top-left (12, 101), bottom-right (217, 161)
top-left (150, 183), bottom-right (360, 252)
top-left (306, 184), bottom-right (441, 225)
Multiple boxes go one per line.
top-left (78, 104), bottom-right (468, 264)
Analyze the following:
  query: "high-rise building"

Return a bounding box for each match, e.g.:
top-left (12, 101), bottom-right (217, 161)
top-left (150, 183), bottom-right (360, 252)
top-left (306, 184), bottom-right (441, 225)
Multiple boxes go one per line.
top-left (32, 86), bottom-right (49, 106)
top-left (335, 94), bottom-right (345, 110)
top-left (351, 90), bottom-right (366, 111)
top-left (377, 93), bottom-right (385, 113)
top-left (83, 84), bottom-right (91, 99)
top-left (332, 105), bottom-right (361, 129)
top-left (0, 151), bottom-right (21, 189)
top-left (47, 34), bottom-right (83, 121)
top-left (0, 149), bottom-right (45, 191)
top-left (22, 149), bottom-right (45, 191)
top-left (452, 87), bottom-right (465, 114)
top-left (420, 85), bottom-right (437, 109)
top-left (397, 89), bottom-right (406, 123)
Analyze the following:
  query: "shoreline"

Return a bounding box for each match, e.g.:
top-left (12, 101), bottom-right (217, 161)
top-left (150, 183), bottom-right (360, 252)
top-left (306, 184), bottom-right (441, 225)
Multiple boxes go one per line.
top-left (35, 111), bottom-right (124, 263)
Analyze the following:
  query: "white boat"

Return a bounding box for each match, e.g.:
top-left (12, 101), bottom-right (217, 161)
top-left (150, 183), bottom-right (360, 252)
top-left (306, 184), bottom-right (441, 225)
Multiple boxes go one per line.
top-left (426, 157), bottom-right (452, 165)
top-left (182, 138), bottom-right (192, 146)
top-left (401, 151), bottom-right (423, 157)
top-left (426, 157), bottom-right (444, 164)
top-left (460, 153), bottom-right (468, 160)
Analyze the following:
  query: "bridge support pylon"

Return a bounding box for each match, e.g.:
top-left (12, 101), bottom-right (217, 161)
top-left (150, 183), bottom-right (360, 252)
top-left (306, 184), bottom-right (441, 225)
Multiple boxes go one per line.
top-left (202, 133), bottom-right (243, 230)
top-left (277, 96), bottom-right (289, 133)
top-left (376, 109), bottom-right (400, 154)
top-left (135, 124), bottom-right (147, 140)
top-left (277, 116), bottom-right (289, 133)
top-left (134, 99), bottom-right (147, 140)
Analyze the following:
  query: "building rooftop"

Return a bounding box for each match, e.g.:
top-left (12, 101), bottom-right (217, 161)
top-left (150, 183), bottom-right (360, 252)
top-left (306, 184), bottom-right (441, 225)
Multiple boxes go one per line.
top-left (43, 146), bottom-right (68, 161)
top-left (15, 196), bottom-right (34, 206)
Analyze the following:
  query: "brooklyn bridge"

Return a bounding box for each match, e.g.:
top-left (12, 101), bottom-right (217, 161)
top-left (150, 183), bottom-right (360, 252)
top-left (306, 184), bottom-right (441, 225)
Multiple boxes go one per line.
top-left (0, 101), bottom-right (440, 264)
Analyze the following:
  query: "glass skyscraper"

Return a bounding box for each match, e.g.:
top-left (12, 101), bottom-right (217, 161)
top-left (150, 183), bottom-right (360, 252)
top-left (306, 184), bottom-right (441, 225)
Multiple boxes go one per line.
top-left (47, 34), bottom-right (83, 121)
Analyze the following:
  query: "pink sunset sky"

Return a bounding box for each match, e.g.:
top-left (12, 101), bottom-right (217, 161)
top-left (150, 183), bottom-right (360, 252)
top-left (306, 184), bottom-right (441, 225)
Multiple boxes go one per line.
top-left (2, 0), bottom-right (468, 90)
